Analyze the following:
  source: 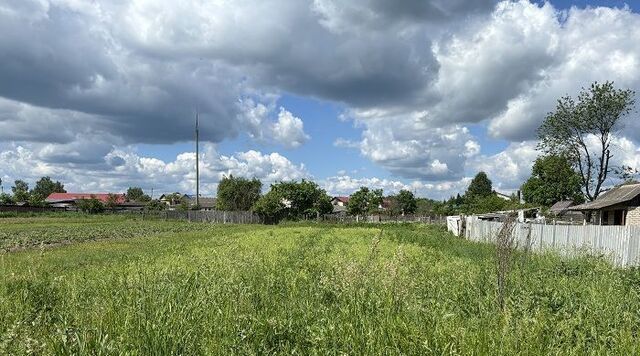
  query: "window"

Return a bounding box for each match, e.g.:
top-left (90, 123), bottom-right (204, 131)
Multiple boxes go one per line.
top-left (614, 209), bottom-right (625, 225)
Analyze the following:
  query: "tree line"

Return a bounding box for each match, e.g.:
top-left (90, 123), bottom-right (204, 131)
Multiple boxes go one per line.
top-left (2, 82), bottom-right (635, 218)
top-left (0, 176), bottom-right (66, 206)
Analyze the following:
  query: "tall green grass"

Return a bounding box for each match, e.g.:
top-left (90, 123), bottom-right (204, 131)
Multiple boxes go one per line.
top-left (1, 220), bottom-right (639, 354)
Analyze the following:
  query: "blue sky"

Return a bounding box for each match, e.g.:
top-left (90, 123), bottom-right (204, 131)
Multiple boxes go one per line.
top-left (1, 0), bottom-right (640, 199)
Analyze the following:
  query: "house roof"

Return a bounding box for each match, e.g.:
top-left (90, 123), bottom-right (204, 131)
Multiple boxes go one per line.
top-left (332, 196), bottom-right (350, 203)
top-left (550, 200), bottom-right (574, 213)
top-left (571, 183), bottom-right (640, 210)
top-left (187, 197), bottom-right (217, 208)
top-left (46, 193), bottom-right (126, 204)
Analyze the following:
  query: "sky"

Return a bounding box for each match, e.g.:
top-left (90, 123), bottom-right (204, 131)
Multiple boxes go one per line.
top-left (1, 0), bottom-right (640, 200)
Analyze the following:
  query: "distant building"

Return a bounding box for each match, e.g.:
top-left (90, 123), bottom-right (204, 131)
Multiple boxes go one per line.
top-left (331, 196), bottom-right (349, 207)
top-left (548, 200), bottom-right (583, 223)
top-left (46, 192), bottom-right (126, 209)
top-left (331, 196), bottom-right (349, 214)
top-left (570, 183), bottom-right (640, 226)
top-left (158, 193), bottom-right (217, 210)
top-left (495, 191), bottom-right (513, 201)
top-left (550, 200), bottom-right (575, 215)
top-left (187, 196), bottom-right (217, 210)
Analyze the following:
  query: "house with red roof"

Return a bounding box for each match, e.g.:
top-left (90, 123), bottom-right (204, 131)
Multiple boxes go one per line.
top-left (331, 196), bottom-right (350, 207)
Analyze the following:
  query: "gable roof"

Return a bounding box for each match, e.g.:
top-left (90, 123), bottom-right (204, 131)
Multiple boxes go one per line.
top-left (332, 196), bottom-right (350, 203)
top-left (187, 197), bottom-right (217, 208)
top-left (46, 193), bottom-right (126, 204)
top-left (550, 200), bottom-right (574, 213)
top-left (571, 183), bottom-right (640, 210)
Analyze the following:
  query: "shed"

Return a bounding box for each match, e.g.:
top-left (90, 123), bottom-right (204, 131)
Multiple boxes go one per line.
top-left (570, 183), bottom-right (640, 226)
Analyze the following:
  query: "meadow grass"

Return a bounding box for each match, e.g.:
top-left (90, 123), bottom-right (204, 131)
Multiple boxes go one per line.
top-left (1, 218), bottom-right (640, 355)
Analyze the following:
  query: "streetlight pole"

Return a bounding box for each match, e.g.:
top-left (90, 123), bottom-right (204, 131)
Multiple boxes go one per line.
top-left (195, 111), bottom-right (200, 208)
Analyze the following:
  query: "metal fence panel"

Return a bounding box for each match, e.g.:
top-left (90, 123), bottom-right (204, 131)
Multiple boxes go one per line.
top-left (464, 217), bottom-right (640, 267)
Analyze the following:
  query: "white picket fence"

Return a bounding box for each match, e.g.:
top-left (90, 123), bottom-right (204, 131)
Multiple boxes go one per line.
top-left (464, 217), bottom-right (640, 267)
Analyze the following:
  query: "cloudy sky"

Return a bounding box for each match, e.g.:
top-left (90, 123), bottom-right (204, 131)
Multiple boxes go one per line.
top-left (1, 0), bottom-right (640, 199)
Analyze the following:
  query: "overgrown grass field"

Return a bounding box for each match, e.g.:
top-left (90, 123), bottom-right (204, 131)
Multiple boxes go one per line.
top-left (1, 216), bottom-right (640, 354)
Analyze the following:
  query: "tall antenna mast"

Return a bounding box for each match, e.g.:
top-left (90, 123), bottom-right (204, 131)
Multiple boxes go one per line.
top-left (195, 111), bottom-right (200, 208)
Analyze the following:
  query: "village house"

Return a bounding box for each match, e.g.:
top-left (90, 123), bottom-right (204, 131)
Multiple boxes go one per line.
top-left (331, 196), bottom-right (349, 207)
top-left (549, 200), bottom-right (584, 222)
top-left (45, 193), bottom-right (126, 209)
top-left (570, 183), bottom-right (640, 226)
top-left (187, 196), bottom-right (217, 210)
top-left (159, 193), bottom-right (217, 210)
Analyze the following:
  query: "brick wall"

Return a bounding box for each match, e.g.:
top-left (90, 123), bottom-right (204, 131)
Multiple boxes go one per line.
top-left (627, 207), bottom-right (640, 226)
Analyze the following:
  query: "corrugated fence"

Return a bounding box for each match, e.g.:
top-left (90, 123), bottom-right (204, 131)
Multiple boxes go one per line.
top-left (464, 217), bottom-right (640, 267)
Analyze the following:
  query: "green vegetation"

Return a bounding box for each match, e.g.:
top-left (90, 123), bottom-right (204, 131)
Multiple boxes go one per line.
top-left (126, 187), bottom-right (151, 202)
top-left (216, 175), bottom-right (262, 211)
top-left (465, 171), bottom-right (493, 199)
top-left (538, 81), bottom-right (635, 201)
top-left (31, 176), bottom-right (66, 201)
top-left (0, 215), bottom-right (212, 250)
top-left (347, 186), bottom-right (383, 216)
top-left (521, 155), bottom-right (584, 207)
top-left (11, 180), bottom-right (30, 202)
top-left (1, 217), bottom-right (640, 354)
top-left (76, 197), bottom-right (105, 214)
top-left (253, 180), bottom-right (332, 222)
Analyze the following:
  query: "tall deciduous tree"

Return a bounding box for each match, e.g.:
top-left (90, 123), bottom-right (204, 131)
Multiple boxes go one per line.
top-left (105, 193), bottom-right (120, 211)
top-left (395, 189), bottom-right (417, 215)
top-left (0, 193), bottom-right (13, 205)
top-left (521, 155), bottom-right (584, 207)
top-left (126, 187), bottom-right (151, 202)
top-left (216, 175), bottom-right (262, 211)
top-left (347, 187), bottom-right (383, 216)
top-left (252, 180), bottom-right (332, 222)
top-left (12, 180), bottom-right (30, 202)
top-left (466, 172), bottom-right (493, 198)
top-left (31, 176), bottom-right (66, 200)
top-left (538, 81), bottom-right (635, 201)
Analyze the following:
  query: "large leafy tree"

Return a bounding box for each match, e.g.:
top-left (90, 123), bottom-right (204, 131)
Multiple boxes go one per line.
top-left (77, 197), bottom-right (105, 214)
top-left (521, 155), bottom-right (584, 207)
top-left (0, 193), bottom-right (14, 205)
top-left (395, 189), bottom-right (417, 215)
top-left (252, 180), bottom-right (332, 222)
top-left (462, 195), bottom-right (512, 215)
top-left (12, 180), bottom-right (30, 202)
top-left (105, 193), bottom-right (121, 211)
top-left (347, 187), bottom-right (383, 216)
top-left (145, 199), bottom-right (166, 211)
top-left (252, 191), bottom-right (285, 223)
top-left (465, 172), bottom-right (493, 199)
top-left (216, 175), bottom-right (262, 211)
top-left (31, 176), bottom-right (66, 200)
top-left (538, 81), bottom-right (635, 201)
top-left (126, 187), bottom-right (151, 202)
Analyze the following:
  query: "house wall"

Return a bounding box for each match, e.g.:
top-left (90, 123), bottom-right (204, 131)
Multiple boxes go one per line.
top-left (627, 206), bottom-right (640, 226)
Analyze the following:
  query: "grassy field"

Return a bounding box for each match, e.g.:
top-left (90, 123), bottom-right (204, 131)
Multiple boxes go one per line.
top-left (1, 216), bottom-right (640, 355)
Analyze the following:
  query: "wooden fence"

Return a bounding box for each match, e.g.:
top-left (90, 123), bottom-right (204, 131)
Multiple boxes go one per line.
top-left (163, 210), bottom-right (262, 224)
top-left (464, 217), bottom-right (640, 267)
top-left (321, 214), bottom-right (445, 224)
top-left (160, 211), bottom-right (443, 225)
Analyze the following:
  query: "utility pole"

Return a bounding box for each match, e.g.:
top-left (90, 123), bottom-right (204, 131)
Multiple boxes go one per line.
top-left (195, 111), bottom-right (200, 208)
